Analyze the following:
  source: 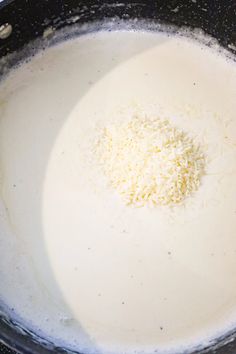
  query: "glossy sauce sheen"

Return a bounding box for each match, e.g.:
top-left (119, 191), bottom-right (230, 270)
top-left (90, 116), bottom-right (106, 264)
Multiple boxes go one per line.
top-left (0, 30), bottom-right (236, 354)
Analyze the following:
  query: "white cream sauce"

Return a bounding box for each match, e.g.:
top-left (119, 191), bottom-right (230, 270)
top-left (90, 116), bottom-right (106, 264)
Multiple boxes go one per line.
top-left (1, 29), bottom-right (236, 354)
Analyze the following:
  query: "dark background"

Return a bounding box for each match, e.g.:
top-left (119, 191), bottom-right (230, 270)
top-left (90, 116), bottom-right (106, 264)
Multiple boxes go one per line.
top-left (0, 345), bottom-right (16, 354)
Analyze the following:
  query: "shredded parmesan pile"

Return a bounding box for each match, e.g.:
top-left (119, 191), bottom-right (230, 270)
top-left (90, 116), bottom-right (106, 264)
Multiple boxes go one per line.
top-left (95, 116), bottom-right (205, 207)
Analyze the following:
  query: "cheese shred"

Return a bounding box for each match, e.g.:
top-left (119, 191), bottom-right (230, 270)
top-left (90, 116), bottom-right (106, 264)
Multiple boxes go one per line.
top-left (95, 116), bottom-right (205, 207)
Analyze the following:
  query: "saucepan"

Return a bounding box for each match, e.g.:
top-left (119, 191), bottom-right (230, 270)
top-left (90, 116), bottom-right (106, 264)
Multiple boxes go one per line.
top-left (0, 0), bottom-right (236, 353)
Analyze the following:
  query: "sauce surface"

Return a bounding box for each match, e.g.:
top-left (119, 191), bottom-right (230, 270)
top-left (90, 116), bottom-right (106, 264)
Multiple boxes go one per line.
top-left (0, 29), bottom-right (236, 353)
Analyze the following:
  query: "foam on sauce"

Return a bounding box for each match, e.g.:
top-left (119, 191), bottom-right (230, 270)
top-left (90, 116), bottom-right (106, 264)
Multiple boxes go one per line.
top-left (1, 27), bottom-right (236, 354)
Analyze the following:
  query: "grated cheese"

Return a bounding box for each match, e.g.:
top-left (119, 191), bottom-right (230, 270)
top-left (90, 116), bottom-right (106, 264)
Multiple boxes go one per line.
top-left (95, 115), bottom-right (205, 207)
